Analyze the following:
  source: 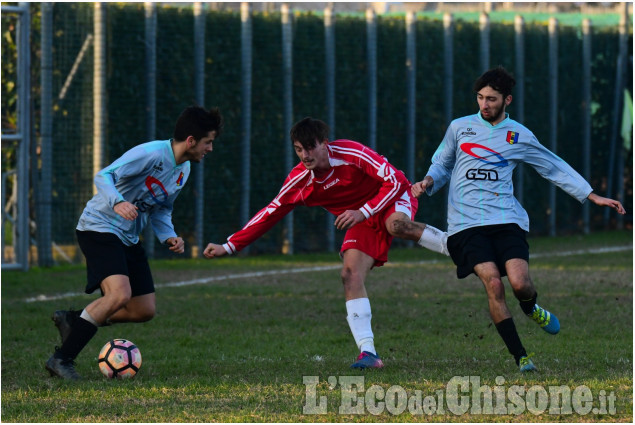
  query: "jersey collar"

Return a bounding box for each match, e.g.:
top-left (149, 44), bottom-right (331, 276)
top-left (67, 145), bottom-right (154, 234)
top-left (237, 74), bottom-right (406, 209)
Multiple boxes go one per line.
top-left (477, 111), bottom-right (510, 128)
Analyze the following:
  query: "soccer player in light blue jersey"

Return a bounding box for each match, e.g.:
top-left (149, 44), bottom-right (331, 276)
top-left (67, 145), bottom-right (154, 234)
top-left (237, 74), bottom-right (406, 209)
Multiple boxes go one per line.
top-left (412, 66), bottom-right (625, 373)
top-left (45, 106), bottom-right (224, 380)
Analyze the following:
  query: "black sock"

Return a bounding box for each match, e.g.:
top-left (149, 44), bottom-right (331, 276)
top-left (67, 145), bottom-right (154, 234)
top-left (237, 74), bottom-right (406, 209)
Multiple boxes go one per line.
top-left (518, 292), bottom-right (537, 315)
top-left (495, 318), bottom-right (527, 365)
top-left (56, 317), bottom-right (98, 360)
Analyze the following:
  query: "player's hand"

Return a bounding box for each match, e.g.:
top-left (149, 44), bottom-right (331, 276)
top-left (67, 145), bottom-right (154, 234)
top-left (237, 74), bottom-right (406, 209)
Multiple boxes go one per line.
top-left (204, 243), bottom-right (227, 258)
top-left (114, 201), bottom-right (138, 220)
top-left (411, 176), bottom-right (433, 198)
top-left (588, 193), bottom-right (626, 215)
top-left (334, 210), bottom-right (365, 230)
top-left (165, 236), bottom-right (185, 254)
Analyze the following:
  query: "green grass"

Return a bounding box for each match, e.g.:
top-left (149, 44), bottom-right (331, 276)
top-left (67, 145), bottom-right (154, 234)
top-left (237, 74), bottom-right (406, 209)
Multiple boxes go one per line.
top-left (1, 230), bottom-right (632, 422)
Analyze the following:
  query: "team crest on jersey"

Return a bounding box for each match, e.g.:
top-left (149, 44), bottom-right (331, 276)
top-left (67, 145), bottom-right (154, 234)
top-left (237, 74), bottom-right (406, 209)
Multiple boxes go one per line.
top-left (506, 131), bottom-right (519, 144)
top-left (176, 171), bottom-right (184, 186)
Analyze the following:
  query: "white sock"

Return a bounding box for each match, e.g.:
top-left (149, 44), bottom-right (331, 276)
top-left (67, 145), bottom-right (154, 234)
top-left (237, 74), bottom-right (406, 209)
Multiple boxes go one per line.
top-left (346, 298), bottom-right (376, 355)
top-left (80, 309), bottom-right (100, 327)
top-left (418, 225), bottom-right (449, 256)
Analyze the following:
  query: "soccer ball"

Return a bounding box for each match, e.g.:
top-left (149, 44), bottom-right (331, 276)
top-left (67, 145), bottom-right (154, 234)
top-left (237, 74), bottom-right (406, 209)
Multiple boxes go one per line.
top-left (98, 339), bottom-right (142, 379)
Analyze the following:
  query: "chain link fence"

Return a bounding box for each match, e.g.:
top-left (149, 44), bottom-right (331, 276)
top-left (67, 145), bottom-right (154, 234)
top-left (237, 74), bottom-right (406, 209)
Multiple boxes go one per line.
top-left (1, 3), bottom-right (632, 266)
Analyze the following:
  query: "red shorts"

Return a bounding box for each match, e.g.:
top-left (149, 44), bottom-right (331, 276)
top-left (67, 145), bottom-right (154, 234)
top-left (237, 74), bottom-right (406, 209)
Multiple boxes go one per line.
top-left (340, 191), bottom-right (418, 267)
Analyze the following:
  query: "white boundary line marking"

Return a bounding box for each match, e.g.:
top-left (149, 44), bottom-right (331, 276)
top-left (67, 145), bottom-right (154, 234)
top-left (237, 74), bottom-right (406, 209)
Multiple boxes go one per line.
top-left (23, 245), bottom-right (632, 303)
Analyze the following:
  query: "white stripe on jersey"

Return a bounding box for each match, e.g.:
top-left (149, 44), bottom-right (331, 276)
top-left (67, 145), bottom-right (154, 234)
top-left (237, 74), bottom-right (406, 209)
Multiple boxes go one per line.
top-left (244, 207), bottom-right (271, 228)
top-left (367, 175), bottom-right (401, 215)
top-left (329, 145), bottom-right (383, 170)
top-left (329, 143), bottom-right (402, 216)
top-left (274, 169), bottom-right (310, 204)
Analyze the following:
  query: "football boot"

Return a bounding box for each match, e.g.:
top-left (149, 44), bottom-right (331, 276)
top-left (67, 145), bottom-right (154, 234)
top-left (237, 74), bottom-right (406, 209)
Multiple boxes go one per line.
top-left (350, 351), bottom-right (384, 370)
top-left (529, 304), bottom-right (560, 335)
top-left (519, 355), bottom-right (538, 373)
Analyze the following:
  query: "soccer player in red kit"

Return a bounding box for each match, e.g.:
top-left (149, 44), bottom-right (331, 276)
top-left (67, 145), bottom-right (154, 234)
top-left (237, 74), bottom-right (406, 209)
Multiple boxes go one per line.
top-left (204, 117), bottom-right (448, 369)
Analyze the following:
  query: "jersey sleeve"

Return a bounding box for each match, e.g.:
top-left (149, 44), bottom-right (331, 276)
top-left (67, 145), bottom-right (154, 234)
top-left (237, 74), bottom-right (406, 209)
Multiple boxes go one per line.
top-left (223, 169), bottom-right (307, 254)
top-left (425, 124), bottom-right (457, 196)
top-left (93, 146), bottom-right (153, 208)
top-left (149, 205), bottom-right (177, 243)
top-left (331, 141), bottom-right (410, 219)
top-left (523, 133), bottom-right (592, 203)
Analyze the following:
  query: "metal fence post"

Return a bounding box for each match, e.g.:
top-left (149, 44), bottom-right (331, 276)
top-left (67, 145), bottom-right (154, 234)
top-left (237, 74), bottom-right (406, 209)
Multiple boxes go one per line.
top-left (39, 2), bottom-right (54, 266)
top-left (615, 4), bottom-right (629, 230)
top-left (240, 2), bottom-right (252, 252)
top-left (17, 2), bottom-right (30, 271)
top-left (194, 2), bottom-right (206, 256)
top-left (582, 18), bottom-right (592, 234)
top-left (604, 5), bottom-right (628, 228)
top-left (443, 13), bottom-right (453, 127)
top-left (548, 17), bottom-right (558, 237)
top-left (324, 3), bottom-right (335, 252)
top-left (366, 7), bottom-right (377, 151)
top-left (282, 2), bottom-right (294, 255)
top-left (442, 12), bottom-right (453, 222)
top-left (406, 11), bottom-right (416, 183)
top-left (93, 3), bottom-right (106, 193)
top-left (144, 2), bottom-right (157, 258)
top-left (479, 12), bottom-right (490, 72)
top-left (514, 15), bottom-right (525, 205)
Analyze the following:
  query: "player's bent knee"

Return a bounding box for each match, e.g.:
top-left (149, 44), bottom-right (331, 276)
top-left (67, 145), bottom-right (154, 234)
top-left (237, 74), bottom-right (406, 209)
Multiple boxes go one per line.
top-left (509, 276), bottom-right (533, 292)
top-left (485, 278), bottom-right (506, 300)
top-left (103, 292), bottom-right (131, 310)
top-left (340, 266), bottom-right (361, 284)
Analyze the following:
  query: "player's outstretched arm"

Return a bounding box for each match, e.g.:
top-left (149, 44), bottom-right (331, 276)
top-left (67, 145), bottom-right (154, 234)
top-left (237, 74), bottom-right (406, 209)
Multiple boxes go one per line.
top-left (165, 236), bottom-right (185, 254)
top-left (204, 243), bottom-right (228, 259)
top-left (587, 192), bottom-right (626, 215)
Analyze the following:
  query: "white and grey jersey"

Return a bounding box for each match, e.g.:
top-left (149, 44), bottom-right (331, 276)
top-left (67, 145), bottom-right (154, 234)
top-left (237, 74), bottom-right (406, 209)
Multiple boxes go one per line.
top-left (77, 139), bottom-right (190, 246)
top-left (425, 112), bottom-right (592, 236)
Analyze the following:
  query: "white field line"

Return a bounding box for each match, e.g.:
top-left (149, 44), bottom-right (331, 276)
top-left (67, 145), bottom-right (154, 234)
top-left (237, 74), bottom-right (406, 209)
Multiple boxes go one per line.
top-left (23, 245), bottom-right (632, 303)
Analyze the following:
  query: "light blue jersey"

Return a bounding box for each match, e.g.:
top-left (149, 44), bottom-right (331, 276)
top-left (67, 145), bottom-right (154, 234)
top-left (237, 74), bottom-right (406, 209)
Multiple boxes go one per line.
top-left (426, 112), bottom-right (592, 236)
top-left (77, 140), bottom-right (190, 246)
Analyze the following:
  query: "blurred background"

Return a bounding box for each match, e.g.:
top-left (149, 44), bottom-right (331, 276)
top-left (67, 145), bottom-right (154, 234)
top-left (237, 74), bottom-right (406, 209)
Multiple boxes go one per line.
top-left (1, 2), bottom-right (632, 270)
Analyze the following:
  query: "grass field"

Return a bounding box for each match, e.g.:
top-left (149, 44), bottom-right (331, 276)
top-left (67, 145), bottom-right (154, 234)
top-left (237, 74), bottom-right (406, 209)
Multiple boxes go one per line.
top-left (1, 230), bottom-right (632, 422)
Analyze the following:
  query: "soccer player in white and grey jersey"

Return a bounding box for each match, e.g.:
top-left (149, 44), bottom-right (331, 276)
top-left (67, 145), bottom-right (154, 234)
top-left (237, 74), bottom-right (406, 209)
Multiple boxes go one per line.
top-left (412, 66), bottom-right (625, 372)
top-left (45, 106), bottom-right (223, 380)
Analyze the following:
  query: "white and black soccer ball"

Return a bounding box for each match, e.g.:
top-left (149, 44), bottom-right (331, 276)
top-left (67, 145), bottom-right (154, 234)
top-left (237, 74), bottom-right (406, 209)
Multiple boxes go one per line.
top-left (98, 339), bottom-right (142, 379)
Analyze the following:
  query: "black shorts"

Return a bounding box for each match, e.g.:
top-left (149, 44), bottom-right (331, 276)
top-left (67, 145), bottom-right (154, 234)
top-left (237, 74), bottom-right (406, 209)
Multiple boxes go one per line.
top-left (76, 230), bottom-right (155, 296)
top-left (446, 224), bottom-right (529, 279)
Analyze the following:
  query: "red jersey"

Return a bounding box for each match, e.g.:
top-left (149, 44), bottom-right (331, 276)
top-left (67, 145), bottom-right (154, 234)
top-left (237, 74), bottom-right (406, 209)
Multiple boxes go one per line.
top-left (223, 140), bottom-right (411, 254)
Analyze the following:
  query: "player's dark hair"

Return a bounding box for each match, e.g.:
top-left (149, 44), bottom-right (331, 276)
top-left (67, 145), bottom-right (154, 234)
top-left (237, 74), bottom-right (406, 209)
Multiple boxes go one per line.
top-left (173, 106), bottom-right (224, 142)
top-left (473, 66), bottom-right (516, 98)
top-left (290, 117), bottom-right (330, 150)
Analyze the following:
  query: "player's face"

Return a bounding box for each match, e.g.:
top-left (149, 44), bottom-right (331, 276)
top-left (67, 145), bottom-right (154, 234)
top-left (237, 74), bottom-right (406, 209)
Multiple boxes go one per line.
top-left (477, 86), bottom-right (511, 125)
top-left (186, 130), bottom-right (216, 163)
top-left (293, 139), bottom-right (330, 172)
